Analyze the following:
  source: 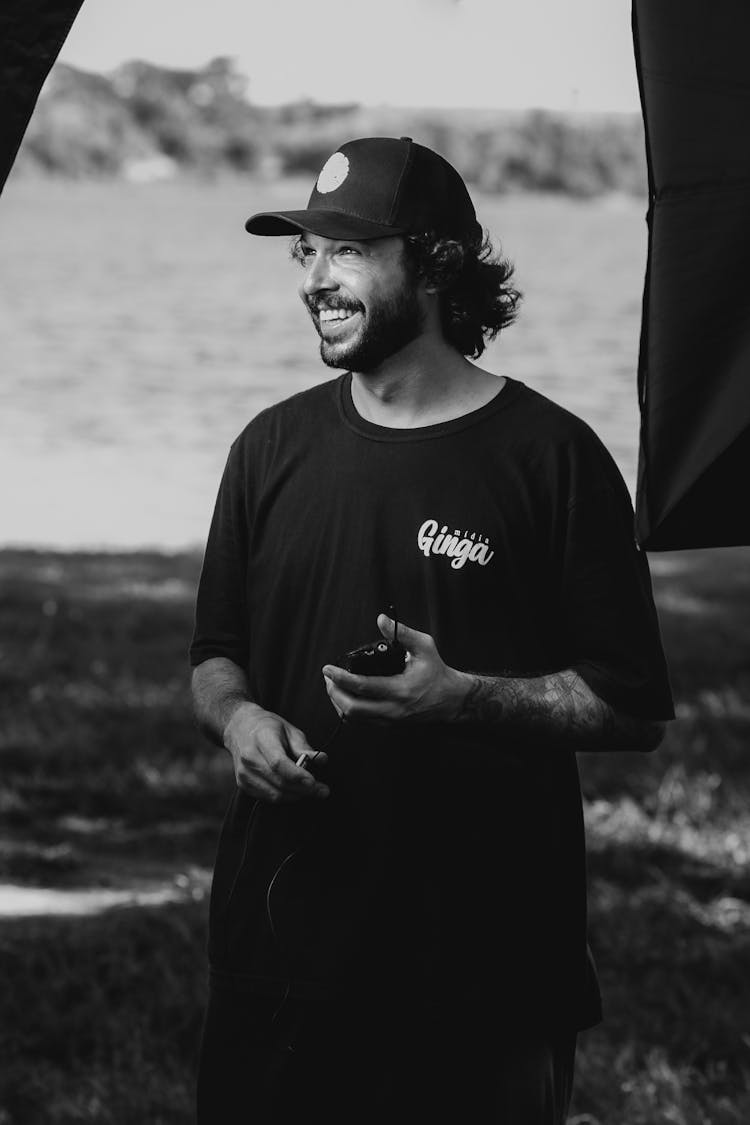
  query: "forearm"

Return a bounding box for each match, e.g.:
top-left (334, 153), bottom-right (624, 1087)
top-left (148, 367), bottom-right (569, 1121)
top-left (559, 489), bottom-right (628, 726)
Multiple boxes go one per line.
top-left (191, 657), bottom-right (328, 800)
top-left (454, 667), bottom-right (666, 752)
top-left (191, 656), bottom-right (263, 747)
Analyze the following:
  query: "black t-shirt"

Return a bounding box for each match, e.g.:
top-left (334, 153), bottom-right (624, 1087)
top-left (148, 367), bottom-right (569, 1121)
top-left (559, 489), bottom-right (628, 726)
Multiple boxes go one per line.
top-left (190, 373), bottom-right (674, 1031)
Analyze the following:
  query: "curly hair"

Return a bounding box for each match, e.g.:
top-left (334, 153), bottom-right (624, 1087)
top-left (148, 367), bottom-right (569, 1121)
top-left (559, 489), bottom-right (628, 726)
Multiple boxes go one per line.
top-left (403, 228), bottom-right (522, 359)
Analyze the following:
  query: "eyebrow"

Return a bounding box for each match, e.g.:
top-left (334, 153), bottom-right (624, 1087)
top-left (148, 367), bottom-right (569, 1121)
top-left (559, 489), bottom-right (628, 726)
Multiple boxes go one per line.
top-left (299, 235), bottom-right (371, 251)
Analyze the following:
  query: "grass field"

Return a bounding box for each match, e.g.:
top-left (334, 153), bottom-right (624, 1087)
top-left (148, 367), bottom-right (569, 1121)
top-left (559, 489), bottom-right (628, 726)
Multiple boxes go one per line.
top-left (1, 546), bottom-right (749, 1123)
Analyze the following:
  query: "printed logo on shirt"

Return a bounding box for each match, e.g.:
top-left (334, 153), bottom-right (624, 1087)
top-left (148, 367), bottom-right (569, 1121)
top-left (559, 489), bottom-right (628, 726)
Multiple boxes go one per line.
top-left (417, 519), bottom-right (495, 570)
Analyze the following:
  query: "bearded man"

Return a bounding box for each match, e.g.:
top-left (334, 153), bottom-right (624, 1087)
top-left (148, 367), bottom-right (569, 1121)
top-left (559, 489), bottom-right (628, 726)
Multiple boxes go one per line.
top-left (190, 136), bottom-right (674, 1124)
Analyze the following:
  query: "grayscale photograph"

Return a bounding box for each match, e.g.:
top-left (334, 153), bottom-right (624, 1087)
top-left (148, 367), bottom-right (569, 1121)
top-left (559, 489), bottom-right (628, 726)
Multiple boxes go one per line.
top-left (1, 2), bottom-right (748, 1122)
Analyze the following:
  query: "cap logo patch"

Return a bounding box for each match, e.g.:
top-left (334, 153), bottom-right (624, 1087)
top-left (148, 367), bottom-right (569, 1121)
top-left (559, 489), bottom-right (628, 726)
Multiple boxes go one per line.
top-left (316, 152), bottom-right (349, 194)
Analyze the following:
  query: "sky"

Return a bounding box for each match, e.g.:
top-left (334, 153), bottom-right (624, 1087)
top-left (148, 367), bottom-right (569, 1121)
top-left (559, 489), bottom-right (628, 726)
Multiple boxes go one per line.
top-left (58, 0), bottom-right (641, 112)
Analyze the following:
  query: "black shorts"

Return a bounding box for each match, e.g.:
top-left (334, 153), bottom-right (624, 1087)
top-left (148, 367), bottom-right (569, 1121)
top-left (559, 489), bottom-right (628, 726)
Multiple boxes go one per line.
top-left (196, 983), bottom-right (577, 1125)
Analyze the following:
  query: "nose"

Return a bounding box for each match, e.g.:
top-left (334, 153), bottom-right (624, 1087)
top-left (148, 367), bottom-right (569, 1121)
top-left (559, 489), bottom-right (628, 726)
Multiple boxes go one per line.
top-left (301, 250), bottom-right (337, 298)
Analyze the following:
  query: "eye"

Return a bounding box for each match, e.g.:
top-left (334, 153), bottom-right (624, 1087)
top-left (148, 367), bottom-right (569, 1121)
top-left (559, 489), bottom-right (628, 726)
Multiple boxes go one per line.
top-left (292, 241), bottom-right (315, 267)
top-left (337, 245), bottom-right (362, 258)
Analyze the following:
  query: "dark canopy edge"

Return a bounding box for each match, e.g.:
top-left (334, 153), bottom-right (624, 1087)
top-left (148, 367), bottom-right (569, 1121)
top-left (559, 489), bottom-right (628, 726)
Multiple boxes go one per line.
top-left (0, 0), bottom-right (85, 195)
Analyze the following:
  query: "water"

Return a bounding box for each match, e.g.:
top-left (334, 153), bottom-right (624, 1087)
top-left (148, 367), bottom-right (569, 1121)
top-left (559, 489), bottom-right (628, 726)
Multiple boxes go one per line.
top-left (0, 177), bottom-right (648, 549)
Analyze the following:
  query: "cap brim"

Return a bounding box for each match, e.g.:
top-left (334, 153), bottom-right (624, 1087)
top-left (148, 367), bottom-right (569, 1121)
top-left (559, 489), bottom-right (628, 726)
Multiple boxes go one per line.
top-left (245, 209), bottom-right (405, 240)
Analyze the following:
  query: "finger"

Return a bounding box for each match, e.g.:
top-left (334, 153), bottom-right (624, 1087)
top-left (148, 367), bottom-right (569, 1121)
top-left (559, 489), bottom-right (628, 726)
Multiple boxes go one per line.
top-left (281, 727), bottom-right (330, 796)
top-left (324, 676), bottom-right (344, 719)
top-left (325, 679), bottom-right (399, 725)
top-left (322, 665), bottom-right (397, 699)
top-left (295, 750), bottom-right (330, 771)
top-left (287, 726), bottom-right (329, 772)
top-left (235, 768), bottom-right (304, 804)
top-left (256, 726), bottom-right (328, 797)
top-left (377, 614), bottom-right (432, 652)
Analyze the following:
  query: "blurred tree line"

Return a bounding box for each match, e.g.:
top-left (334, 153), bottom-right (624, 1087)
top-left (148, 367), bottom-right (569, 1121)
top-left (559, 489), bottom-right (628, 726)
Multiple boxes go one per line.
top-left (16, 57), bottom-right (646, 196)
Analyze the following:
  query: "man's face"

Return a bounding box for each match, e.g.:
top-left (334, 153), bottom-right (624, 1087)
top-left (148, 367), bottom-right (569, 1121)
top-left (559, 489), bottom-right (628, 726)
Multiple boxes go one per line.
top-left (296, 233), bottom-right (427, 372)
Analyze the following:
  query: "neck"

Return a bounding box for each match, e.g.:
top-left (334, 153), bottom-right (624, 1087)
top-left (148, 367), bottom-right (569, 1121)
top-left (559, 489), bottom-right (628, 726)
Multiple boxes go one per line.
top-left (348, 337), bottom-right (505, 428)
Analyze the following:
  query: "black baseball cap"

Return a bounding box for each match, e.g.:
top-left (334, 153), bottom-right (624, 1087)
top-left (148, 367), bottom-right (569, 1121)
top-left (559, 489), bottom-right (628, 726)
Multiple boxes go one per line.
top-left (245, 136), bottom-right (481, 241)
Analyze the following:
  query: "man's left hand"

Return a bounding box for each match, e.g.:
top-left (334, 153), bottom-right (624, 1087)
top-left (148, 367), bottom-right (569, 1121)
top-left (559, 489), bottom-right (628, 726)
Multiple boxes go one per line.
top-left (322, 615), bottom-right (469, 724)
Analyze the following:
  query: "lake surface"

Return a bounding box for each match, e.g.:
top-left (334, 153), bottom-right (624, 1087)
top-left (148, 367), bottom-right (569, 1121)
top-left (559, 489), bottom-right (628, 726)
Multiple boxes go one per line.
top-left (0, 177), bottom-right (648, 549)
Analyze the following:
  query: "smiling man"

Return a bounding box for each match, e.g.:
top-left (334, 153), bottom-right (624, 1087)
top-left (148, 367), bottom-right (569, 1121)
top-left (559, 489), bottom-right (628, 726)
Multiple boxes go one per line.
top-left (190, 137), bottom-right (674, 1124)
top-left (300, 233), bottom-right (425, 370)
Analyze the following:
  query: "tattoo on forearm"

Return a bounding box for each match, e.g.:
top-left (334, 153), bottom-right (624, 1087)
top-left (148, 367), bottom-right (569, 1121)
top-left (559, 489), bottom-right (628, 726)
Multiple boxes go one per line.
top-left (457, 669), bottom-right (663, 752)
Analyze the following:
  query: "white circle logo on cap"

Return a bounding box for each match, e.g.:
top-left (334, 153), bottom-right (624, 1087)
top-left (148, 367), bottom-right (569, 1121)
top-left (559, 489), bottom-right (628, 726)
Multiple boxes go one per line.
top-left (316, 152), bottom-right (349, 194)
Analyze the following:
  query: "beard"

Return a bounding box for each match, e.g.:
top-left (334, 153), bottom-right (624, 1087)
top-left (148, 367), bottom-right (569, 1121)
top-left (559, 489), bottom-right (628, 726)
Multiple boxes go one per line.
top-left (307, 280), bottom-right (425, 373)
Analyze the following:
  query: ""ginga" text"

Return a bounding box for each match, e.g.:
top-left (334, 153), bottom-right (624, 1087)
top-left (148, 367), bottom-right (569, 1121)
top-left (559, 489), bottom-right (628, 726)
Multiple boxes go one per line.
top-left (417, 519), bottom-right (495, 570)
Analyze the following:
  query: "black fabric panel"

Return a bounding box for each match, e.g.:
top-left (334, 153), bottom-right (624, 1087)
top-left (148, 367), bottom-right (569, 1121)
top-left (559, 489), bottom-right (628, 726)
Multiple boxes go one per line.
top-left (633, 0), bottom-right (750, 549)
top-left (0, 0), bottom-right (85, 194)
top-left (641, 425), bottom-right (750, 552)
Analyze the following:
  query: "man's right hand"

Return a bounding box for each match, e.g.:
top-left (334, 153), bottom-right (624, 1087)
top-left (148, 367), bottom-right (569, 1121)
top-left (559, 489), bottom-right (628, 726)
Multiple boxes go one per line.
top-left (223, 703), bottom-right (330, 803)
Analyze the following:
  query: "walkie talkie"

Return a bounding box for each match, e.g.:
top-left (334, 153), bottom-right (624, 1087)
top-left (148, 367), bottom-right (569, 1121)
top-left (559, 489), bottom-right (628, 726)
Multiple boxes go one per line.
top-left (297, 611), bottom-right (406, 771)
top-left (341, 605), bottom-right (406, 676)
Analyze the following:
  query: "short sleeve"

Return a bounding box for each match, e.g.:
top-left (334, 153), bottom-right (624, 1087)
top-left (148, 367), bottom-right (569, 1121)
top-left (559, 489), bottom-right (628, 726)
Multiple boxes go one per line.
top-left (189, 441), bottom-right (250, 669)
top-left (560, 486), bottom-right (674, 720)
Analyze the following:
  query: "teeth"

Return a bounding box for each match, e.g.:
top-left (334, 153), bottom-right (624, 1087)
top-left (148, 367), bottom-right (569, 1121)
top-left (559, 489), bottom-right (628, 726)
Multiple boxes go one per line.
top-left (319, 308), bottom-right (356, 322)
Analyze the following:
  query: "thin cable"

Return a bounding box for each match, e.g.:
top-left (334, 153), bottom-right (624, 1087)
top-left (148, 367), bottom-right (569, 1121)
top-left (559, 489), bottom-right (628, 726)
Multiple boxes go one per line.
top-left (266, 849), bottom-right (299, 1041)
top-left (220, 798), bottom-right (259, 963)
top-left (265, 715), bottom-right (345, 1045)
top-left (266, 849), bottom-right (299, 947)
